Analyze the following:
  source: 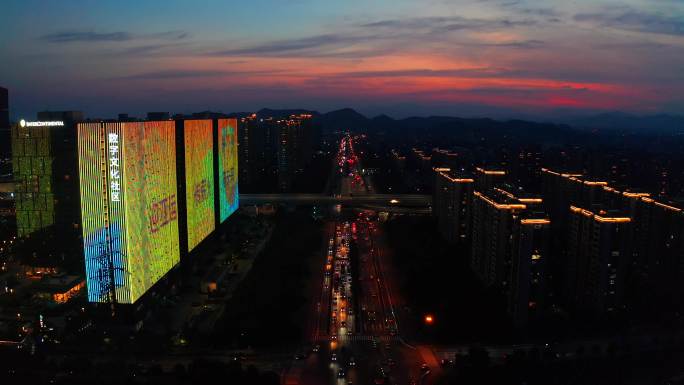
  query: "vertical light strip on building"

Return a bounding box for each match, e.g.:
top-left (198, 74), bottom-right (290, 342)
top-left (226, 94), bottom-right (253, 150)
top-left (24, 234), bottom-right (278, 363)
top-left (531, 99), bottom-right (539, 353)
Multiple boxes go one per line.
top-left (79, 122), bottom-right (109, 303)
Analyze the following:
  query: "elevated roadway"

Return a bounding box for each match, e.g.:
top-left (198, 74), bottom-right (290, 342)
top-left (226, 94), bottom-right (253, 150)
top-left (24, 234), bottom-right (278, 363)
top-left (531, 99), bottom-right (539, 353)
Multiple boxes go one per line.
top-left (239, 193), bottom-right (432, 208)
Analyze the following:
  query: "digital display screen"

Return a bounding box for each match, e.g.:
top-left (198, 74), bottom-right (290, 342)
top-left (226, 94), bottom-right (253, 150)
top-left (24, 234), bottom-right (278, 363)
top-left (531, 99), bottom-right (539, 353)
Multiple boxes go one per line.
top-left (184, 120), bottom-right (215, 251)
top-left (79, 121), bottom-right (180, 304)
top-left (217, 118), bottom-right (239, 223)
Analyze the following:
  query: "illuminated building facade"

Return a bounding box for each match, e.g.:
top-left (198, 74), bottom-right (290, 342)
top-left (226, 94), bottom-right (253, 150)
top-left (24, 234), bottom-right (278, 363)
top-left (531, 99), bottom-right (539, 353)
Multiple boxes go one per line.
top-left (34, 275), bottom-right (86, 305)
top-left (215, 118), bottom-right (239, 223)
top-left (12, 112), bottom-right (83, 269)
top-left (78, 121), bottom-right (180, 304)
top-left (566, 206), bottom-right (632, 314)
top-left (433, 168), bottom-right (473, 243)
top-left (178, 120), bottom-right (215, 251)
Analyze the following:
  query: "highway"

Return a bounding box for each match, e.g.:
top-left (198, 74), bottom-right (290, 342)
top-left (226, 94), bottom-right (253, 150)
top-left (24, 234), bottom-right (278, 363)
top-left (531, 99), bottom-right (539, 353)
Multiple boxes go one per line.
top-left (283, 134), bottom-right (441, 385)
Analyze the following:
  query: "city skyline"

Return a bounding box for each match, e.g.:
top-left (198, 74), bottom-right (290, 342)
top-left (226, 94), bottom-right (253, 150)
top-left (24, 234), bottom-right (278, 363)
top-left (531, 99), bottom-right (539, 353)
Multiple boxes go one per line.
top-left (2, 0), bottom-right (684, 120)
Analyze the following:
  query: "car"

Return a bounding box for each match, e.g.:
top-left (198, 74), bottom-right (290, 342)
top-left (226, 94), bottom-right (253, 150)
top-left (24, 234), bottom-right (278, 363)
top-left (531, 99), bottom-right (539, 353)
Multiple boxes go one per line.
top-left (349, 357), bottom-right (356, 366)
top-left (331, 353), bottom-right (337, 361)
top-left (312, 344), bottom-right (320, 352)
top-left (420, 363), bottom-right (430, 372)
top-left (337, 368), bottom-right (346, 378)
top-left (440, 358), bottom-right (453, 367)
top-left (294, 353), bottom-right (305, 360)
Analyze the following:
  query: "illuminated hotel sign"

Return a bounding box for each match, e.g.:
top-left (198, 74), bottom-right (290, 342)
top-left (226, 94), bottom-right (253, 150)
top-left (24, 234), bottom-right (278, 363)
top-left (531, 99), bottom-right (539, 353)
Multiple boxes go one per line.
top-left (20, 119), bottom-right (65, 127)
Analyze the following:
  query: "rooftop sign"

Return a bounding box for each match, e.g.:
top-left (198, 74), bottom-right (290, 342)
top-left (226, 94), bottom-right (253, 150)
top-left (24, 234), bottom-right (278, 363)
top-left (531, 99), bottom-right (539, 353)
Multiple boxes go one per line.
top-left (20, 119), bottom-right (65, 127)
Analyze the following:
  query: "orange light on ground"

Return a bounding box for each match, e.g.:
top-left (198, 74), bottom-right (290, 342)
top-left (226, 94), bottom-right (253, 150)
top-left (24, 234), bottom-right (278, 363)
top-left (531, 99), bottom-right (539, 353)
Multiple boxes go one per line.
top-left (424, 314), bottom-right (434, 325)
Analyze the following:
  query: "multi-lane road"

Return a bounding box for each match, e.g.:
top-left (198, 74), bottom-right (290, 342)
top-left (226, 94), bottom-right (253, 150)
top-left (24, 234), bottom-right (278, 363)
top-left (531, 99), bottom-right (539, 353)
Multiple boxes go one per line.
top-left (283, 134), bottom-right (441, 385)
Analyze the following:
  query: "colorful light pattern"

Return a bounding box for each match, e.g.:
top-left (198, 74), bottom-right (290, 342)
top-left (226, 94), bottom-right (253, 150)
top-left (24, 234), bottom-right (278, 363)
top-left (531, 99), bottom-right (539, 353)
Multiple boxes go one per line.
top-left (217, 118), bottom-right (239, 223)
top-left (79, 121), bottom-right (180, 304)
top-left (184, 120), bottom-right (216, 251)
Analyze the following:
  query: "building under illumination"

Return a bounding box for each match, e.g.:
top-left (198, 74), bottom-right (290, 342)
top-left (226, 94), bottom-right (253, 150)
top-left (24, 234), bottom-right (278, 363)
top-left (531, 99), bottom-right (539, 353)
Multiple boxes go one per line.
top-left (566, 205), bottom-right (632, 315)
top-left (471, 186), bottom-right (551, 325)
top-left (474, 167), bottom-right (506, 193)
top-left (12, 111), bottom-right (84, 267)
top-left (509, 216), bottom-right (550, 326)
top-left (78, 117), bottom-right (239, 305)
top-left (432, 168), bottom-right (473, 243)
top-left (79, 120), bottom-right (181, 304)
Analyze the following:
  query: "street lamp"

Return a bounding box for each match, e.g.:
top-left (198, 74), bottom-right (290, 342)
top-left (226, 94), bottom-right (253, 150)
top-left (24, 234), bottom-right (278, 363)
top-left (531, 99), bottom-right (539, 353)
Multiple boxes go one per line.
top-left (424, 314), bottom-right (434, 325)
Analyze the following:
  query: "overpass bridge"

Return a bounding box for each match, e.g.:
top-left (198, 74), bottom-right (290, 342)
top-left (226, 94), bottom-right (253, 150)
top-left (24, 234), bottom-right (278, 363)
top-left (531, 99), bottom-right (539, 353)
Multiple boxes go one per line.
top-left (239, 193), bottom-right (432, 209)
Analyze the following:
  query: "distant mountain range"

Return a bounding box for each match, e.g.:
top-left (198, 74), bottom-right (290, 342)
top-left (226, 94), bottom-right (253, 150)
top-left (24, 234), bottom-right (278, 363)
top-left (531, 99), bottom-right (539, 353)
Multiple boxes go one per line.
top-left (562, 112), bottom-right (684, 134)
top-left (232, 108), bottom-right (684, 137)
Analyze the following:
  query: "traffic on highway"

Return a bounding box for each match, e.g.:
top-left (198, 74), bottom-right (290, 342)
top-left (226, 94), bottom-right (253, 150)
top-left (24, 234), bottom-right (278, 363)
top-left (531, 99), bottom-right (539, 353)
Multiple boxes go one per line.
top-left (284, 134), bottom-right (436, 385)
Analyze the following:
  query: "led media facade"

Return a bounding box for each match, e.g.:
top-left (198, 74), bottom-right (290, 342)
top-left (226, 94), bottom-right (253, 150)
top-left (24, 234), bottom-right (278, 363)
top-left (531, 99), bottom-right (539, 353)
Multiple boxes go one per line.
top-left (79, 121), bottom-right (180, 304)
top-left (184, 120), bottom-right (215, 251)
top-left (217, 118), bottom-right (239, 223)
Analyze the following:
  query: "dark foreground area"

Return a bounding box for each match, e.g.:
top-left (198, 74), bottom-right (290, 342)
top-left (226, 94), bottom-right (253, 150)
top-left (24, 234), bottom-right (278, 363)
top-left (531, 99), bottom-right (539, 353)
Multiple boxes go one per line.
top-left (213, 209), bottom-right (323, 348)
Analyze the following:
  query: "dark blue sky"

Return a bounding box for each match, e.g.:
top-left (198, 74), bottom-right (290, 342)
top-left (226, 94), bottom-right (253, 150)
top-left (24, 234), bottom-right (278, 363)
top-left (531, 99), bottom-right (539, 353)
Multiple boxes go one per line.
top-left (2, 0), bottom-right (683, 120)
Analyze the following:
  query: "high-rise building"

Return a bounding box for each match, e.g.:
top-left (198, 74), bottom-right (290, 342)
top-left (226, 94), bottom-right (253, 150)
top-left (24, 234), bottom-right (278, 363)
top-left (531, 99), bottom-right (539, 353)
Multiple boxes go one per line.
top-left (238, 114), bottom-right (267, 187)
top-left (12, 111), bottom-right (83, 268)
top-left (214, 118), bottom-right (239, 225)
top-left (541, 168), bottom-right (607, 226)
top-left (631, 197), bottom-right (684, 307)
top-left (277, 114), bottom-right (313, 192)
top-left (78, 121), bottom-right (180, 304)
top-left (566, 206), bottom-right (632, 315)
top-left (432, 168), bottom-right (473, 243)
top-left (176, 119), bottom-right (216, 252)
top-left (509, 217), bottom-right (550, 326)
top-left (471, 190), bottom-right (527, 286)
top-left (471, 187), bottom-right (551, 325)
top-left (78, 117), bottom-right (239, 305)
top-left (474, 167), bottom-right (506, 193)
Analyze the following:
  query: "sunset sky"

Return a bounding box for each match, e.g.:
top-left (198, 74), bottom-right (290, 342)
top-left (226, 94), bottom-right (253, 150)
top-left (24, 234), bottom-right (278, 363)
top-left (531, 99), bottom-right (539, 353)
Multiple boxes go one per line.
top-left (2, 0), bottom-right (683, 119)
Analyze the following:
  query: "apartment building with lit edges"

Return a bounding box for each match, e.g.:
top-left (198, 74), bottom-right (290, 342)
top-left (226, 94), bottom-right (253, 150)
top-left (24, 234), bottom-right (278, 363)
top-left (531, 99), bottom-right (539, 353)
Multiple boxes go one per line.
top-left (432, 168), bottom-right (473, 243)
top-left (470, 183), bottom-right (550, 326)
top-left (429, 161), bottom-right (684, 326)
